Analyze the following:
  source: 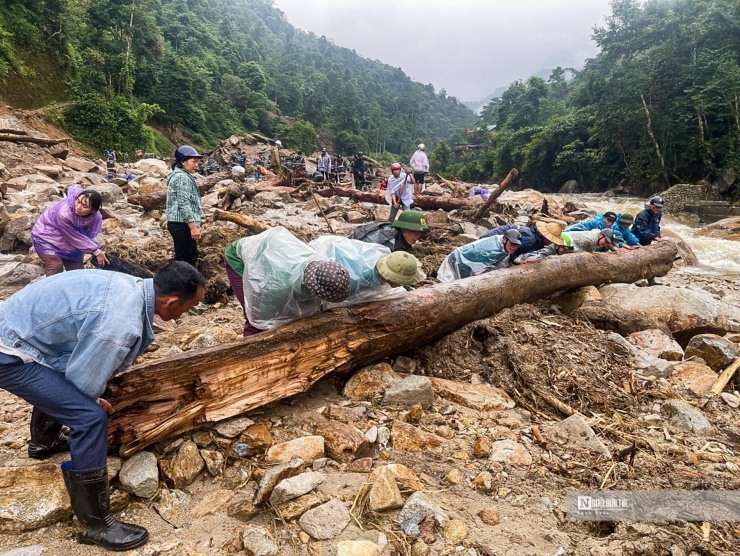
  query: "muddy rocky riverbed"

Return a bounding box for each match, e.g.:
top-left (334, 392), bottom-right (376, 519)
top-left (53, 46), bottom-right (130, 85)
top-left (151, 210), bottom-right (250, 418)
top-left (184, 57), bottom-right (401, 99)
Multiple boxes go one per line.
top-left (1, 116), bottom-right (740, 555)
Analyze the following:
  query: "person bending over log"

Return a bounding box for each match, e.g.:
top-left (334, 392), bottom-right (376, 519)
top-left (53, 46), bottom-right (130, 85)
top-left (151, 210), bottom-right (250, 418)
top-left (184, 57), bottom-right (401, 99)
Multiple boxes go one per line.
top-left (562, 228), bottom-right (618, 253)
top-left (564, 211), bottom-right (617, 232)
top-left (515, 229), bottom-right (573, 263)
top-left (348, 209), bottom-right (429, 253)
top-left (309, 236), bottom-right (422, 305)
top-left (480, 221), bottom-right (564, 262)
top-left (31, 186), bottom-right (109, 276)
top-left (437, 228), bottom-right (522, 282)
top-left (611, 213), bottom-right (640, 250)
top-left (0, 262), bottom-right (205, 551)
top-left (223, 227), bottom-right (352, 336)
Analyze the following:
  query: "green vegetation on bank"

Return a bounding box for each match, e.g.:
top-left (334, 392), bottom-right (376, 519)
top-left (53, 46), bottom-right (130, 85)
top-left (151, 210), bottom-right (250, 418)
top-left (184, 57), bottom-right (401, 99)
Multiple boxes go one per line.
top-left (439, 0), bottom-right (740, 190)
top-left (0, 0), bottom-right (475, 158)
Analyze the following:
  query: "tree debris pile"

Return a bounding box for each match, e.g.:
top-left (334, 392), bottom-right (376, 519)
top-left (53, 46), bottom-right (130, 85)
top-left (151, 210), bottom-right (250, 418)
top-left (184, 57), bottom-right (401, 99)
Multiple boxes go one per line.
top-left (414, 304), bottom-right (637, 416)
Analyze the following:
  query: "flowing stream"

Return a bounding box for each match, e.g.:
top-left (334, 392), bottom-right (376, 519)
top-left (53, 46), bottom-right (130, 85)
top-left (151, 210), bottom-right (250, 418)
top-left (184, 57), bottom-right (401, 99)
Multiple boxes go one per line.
top-left (555, 194), bottom-right (740, 276)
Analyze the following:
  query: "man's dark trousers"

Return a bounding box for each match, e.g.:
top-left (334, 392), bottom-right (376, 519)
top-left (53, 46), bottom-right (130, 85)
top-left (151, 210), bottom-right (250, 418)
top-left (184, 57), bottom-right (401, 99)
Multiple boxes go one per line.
top-left (0, 353), bottom-right (108, 470)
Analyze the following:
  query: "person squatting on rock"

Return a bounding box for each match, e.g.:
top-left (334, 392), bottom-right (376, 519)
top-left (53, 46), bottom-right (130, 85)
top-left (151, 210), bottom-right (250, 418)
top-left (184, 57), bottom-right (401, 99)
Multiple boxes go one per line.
top-left (31, 186), bottom-right (109, 276)
top-left (223, 227), bottom-right (352, 336)
top-left (437, 228), bottom-right (523, 282)
top-left (0, 262), bottom-right (205, 551)
top-left (317, 147), bottom-right (332, 181)
top-left (166, 145), bottom-right (204, 267)
top-left (386, 162), bottom-right (414, 223)
top-left (410, 143), bottom-right (429, 194)
top-left (561, 228), bottom-right (618, 253)
top-left (349, 209), bottom-right (429, 253)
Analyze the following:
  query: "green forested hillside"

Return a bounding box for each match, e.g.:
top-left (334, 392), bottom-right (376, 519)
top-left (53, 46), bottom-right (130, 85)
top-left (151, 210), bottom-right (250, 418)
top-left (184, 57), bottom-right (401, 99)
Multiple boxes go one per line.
top-left (0, 0), bottom-right (475, 157)
top-left (438, 0), bottom-right (740, 191)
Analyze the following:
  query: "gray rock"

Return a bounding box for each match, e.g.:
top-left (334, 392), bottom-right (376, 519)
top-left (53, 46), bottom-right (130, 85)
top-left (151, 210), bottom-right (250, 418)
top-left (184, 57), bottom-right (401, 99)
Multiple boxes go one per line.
top-left (298, 498), bottom-right (351, 540)
top-left (119, 451), bottom-right (159, 498)
top-left (201, 449), bottom-right (224, 476)
top-left (547, 414), bottom-right (611, 458)
top-left (684, 334), bottom-right (739, 372)
top-left (382, 375), bottom-right (435, 409)
top-left (163, 440), bottom-right (204, 489)
top-left (269, 471), bottom-right (326, 504)
top-left (627, 329), bottom-right (684, 361)
top-left (607, 332), bottom-right (674, 378)
top-left (87, 183), bottom-right (124, 203)
top-left (253, 458), bottom-right (305, 504)
top-left (661, 400), bottom-right (713, 434)
top-left (398, 492), bottom-right (449, 529)
top-left (0, 263), bottom-right (44, 286)
top-left (214, 415), bottom-right (255, 438)
top-left (600, 283), bottom-right (740, 343)
top-left (240, 525), bottom-right (280, 556)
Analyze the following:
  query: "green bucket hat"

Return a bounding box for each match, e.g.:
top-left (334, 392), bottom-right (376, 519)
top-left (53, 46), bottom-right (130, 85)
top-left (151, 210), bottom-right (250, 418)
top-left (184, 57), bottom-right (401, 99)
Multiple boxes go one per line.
top-left (375, 252), bottom-right (421, 286)
top-left (392, 209), bottom-right (429, 232)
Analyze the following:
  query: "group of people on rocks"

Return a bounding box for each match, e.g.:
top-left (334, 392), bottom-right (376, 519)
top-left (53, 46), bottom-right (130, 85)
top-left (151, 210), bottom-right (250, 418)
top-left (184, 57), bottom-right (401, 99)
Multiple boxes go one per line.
top-left (0, 136), bottom-right (668, 551)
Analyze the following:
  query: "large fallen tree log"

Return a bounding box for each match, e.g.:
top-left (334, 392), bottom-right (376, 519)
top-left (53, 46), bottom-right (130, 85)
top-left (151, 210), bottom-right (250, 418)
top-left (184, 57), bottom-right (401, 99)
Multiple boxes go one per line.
top-left (0, 133), bottom-right (70, 146)
top-left (128, 172), bottom-right (230, 211)
top-left (312, 186), bottom-right (485, 211)
top-left (106, 241), bottom-right (677, 456)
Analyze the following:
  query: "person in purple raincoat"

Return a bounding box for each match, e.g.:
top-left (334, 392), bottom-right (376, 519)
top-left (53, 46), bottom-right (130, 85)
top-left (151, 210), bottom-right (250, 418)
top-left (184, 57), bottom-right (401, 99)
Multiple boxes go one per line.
top-left (31, 186), bottom-right (109, 276)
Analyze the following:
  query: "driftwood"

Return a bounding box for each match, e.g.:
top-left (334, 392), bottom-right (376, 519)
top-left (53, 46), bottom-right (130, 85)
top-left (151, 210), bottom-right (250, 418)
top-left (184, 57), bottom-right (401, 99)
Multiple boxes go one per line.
top-left (212, 209), bottom-right (271, 234)
top-left (473, 168), bottom-right (518, 222)
top-left (313, 186), bottom-right (484, 211)
top-left (106, 242), bottom-right (678, 456)
top-left (709, 357), bottom-right (740, 396)
top-left (0, 133), bottom-right (70, 146)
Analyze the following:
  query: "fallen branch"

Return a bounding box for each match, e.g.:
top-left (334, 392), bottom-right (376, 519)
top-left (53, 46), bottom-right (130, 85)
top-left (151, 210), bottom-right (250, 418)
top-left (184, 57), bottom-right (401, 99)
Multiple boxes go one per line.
top-left (211, 209), bottom-right (271, 234)
top-left (313, 186), bottom-right (484, 211)
top-left (708, 357), bottom-right (740, 397)
top-left (0, 133), bottom-right (70, 146)
top-left (106, 243), bottom-right (678, 456)
top-left (472, 168), bottom-right (518, 222)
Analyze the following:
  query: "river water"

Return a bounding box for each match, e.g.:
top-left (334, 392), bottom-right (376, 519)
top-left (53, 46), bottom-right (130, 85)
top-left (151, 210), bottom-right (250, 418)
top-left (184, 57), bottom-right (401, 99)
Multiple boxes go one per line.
top-left (555, 194), bottom-right (740, 276)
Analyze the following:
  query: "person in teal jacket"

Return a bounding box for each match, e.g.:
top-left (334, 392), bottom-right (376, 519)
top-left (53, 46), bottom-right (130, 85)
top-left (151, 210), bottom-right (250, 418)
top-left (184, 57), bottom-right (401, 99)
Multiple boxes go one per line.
top-left (611, 213), bottom-right (640, 249)
top-left (564, 211), bottom-right (617, 232)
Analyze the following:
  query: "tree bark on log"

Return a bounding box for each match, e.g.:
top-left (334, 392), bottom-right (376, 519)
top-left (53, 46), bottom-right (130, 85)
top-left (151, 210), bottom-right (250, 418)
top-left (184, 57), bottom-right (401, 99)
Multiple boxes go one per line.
top-left (106, 242), bottom-right (677, 456)
top-left (0, 133), bottom-right (70, 146)
top-left (313, 186), bottom-right (484, 211)
top-left (472, 168), bottom-right (518, 221)
top-left (211, 209), bottom-right (271, 234)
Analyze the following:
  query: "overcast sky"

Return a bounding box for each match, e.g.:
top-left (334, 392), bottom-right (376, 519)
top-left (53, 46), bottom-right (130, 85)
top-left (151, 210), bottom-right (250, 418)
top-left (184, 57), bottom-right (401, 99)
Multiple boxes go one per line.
top-left (272, 0), bottom-right (614, 102)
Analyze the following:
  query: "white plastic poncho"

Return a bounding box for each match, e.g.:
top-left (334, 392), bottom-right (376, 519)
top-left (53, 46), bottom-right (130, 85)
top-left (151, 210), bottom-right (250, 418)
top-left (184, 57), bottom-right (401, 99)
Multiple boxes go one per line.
top-left (309, 236), bottom-right (407, 306)
top-left (437, 234), bottom-right (511, 282)
top-left (237, 227), bottom-right (327, 330)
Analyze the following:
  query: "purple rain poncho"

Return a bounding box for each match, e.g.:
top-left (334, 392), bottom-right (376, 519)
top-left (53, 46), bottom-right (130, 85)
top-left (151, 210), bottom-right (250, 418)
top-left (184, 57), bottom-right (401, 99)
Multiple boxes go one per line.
top-left (31, 186), bottom-right (102, 261)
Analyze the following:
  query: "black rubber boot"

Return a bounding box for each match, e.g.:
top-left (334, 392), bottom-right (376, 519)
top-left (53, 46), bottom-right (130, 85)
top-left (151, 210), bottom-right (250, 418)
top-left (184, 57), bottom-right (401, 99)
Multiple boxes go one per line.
top-left (61, 462), bottom-right (149, 551)
top-left (28, 408), bottom-right (69, 460)
top-left (647, 277), bottom-right (662, 286)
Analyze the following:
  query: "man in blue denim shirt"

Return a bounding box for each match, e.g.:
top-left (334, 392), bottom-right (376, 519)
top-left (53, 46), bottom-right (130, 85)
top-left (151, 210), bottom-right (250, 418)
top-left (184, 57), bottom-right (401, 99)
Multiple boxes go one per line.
top-left (0, 261), bottom-right (204, 551)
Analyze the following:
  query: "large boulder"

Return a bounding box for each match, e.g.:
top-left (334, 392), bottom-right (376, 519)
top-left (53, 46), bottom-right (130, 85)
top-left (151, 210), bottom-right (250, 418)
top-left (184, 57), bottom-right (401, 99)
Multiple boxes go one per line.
top-left (696, 217), bottom-right (740, 241)
top-left (662, 231), bottom-right (699, 266)
top-left (135, 158), bottom-right (170, 175)
top-left (684, 334), bottom-right (739, 372)
top-left (599, 284), bottom-right (740, 345)
top-left (65, 156), bottom-right (101, 173)
top-left (627, 329), bottom-right (684, 361)
top-left (0, 464), bottom-right (71, 532)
